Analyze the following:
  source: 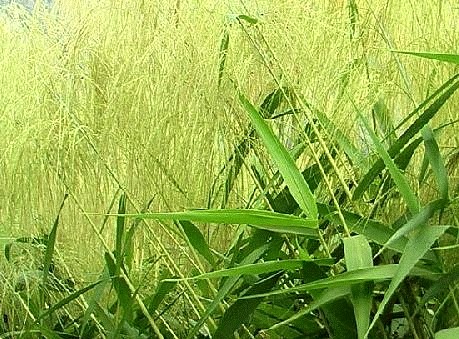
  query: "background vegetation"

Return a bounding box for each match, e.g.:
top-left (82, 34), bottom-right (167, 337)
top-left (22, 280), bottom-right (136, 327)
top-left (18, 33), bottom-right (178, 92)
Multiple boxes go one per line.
top-left (1, 0), bottom-right (459, 338)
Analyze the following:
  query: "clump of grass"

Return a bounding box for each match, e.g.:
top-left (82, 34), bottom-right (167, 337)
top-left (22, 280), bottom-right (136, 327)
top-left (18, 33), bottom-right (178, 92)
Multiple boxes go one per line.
top-left (1, 0), bottom-right (459, 338)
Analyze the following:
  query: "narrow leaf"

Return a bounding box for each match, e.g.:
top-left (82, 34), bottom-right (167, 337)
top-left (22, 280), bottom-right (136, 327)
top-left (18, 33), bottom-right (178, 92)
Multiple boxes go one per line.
top-left (344, 235), bottom-right (373, 339)
top-left (358, 112), bottom-right (419, 214)
top-left (214, 272), bottom-right (281, 339)
top-left (237, 14), bottom-right (259, 25)
top-left (241, 264), bottom-right (438, 299)
top-left (117, 209), bottom-right (319, 237)
top-left (179, 220), bottom-right (215, 265)
top-left (265, 286), bottom-right (351, 333)
top-left (374, 199), bottom-right (448, 258)
top-left (394, 50), bottom-right (459, 64)
top-left (186, 245), bottom-right (268, 339)
top-left (115, 193), bottom-right (127, 275)
top-left (165, 259), bottom-right (333, 281)
top-left (147, 279), bottom-right (178, 314)
top-left (367, 225), bottom-right (449, 336)
top-left (43, 193), bottom-right (68, 284)
top-left (239, 93), bottom-right (318, 221)
top-left (38, 279), bottom-right (107, 321)
top-left (354, 72), bottom-right (459, 200)
top-left (422, 127), bottom-right (449, 200)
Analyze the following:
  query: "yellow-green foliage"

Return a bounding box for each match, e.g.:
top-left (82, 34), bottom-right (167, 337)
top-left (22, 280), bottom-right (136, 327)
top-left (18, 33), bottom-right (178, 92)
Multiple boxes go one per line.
top-left (1, 0), bottom-right (458, 273)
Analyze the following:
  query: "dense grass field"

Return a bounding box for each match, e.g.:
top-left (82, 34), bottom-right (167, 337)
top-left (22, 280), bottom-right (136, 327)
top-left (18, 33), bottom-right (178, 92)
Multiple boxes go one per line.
top-left (1, 0), bottom-right (459, 338)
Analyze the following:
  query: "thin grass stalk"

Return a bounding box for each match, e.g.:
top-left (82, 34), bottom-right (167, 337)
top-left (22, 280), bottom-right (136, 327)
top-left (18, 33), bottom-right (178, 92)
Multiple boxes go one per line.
top-left (65, 102), bottom-right (222, 332)
top-left (56, 183), bottom-right (166, 338)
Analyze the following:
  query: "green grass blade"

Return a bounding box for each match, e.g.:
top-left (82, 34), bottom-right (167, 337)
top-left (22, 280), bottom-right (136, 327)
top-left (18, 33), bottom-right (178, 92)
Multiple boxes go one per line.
top-left (241, 264), bottom-right (438, 299)
top-left (394, 51), bottom-right (459, 64)
top-left (147, 279), bottom-right (178, 314)
top-left (38, 279), bottom-right (107, 321)
top-left (318, 203), bottom-right (436, 261)
top-left (119, 209), bottom-right (319, 237)
top-left (165, 259), bottom-right (333, 281)
top-left (354, 73), bottom-right (459, 200)
top-left (239, 93), bottom-right (318, 221)
top-left (416, 264), bottom-right (459, 315)
top-left (115, 193), bottom-right (127, 275)
top-left (179, 220), bottom-right (215, 266)
top-left (366, 225), bottom-right (449, 337)
top-left (372, 98), bottom-right (396, 146)
top-left (344, 235), bottom-right (373, 339)
top-left (104, 252), bottom-right (133, 316)
top-left (214, 272), bottom-right (281, 338)
top-left (358, 112), bottom-right (420, 214)
top-left (422, 127), bottom-right (449, 200)
top-left (186, 245), bottom-right (268, 339)
top-left (43, 193), bottom-right (68, 285)
top-left (374, 199), bottom-right (448, 259)
top-left (264, 286), bottom-right (351, 334)
top-left (259, 87), bottom-right (289, 119)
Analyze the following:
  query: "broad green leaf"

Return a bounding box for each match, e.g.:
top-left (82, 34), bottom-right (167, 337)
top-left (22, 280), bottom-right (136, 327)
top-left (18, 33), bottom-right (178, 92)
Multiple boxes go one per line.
top-left (239, 93), bottom-right (318, 221)
top-left (179, 220), bottom-right (215, 266)
top-left (241, 264), bottom-right (438, 299)
top-left (344, 235), bottom-right (373, 339)
top-left (394, 50), bottom-right (459, 64)
top-left (354, 72), bottom-right (459, 200)
top-left (358, 112), bottom-right (420, 214)
top-left (366, 225), bottom-right (449, 337)
top-left (119, 209), bottom-right (319, 237)
top-left (165, 259), bottom-right (333, 281)
top-left (435, 327), bottom-right (459, 339)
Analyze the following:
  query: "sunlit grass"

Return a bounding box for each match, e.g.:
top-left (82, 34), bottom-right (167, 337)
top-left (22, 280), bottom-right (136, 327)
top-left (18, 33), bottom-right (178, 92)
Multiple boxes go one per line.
top-left (1, 0), bottom-right (459, 337)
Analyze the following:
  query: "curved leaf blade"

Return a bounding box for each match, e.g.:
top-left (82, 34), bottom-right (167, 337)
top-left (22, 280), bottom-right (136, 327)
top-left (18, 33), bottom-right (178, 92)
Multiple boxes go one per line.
top-left (119, 209), bottom-right (318, 237)
top-left (165, 259), bottom-right (333, 281)
top-left (239, 93), bottom-right (318, 221)
top-left (358, 112), bottom-right (419, 214)
top-left (366, 225), bottom-right (449, 337)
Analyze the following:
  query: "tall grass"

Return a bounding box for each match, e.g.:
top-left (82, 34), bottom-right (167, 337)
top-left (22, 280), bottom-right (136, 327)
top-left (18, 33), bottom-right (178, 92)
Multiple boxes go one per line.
top-left (1, 0), bottom-right (459, 337)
